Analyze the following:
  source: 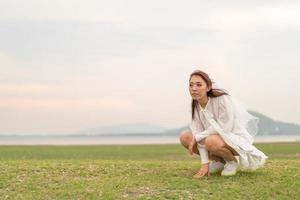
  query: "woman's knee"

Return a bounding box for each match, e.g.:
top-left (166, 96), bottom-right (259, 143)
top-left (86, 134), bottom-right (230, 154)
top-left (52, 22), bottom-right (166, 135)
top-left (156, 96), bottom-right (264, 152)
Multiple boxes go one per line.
top-left (204, 134), bottom-right (224, 152)
top-left (179, 130), bottom-right (192, 148)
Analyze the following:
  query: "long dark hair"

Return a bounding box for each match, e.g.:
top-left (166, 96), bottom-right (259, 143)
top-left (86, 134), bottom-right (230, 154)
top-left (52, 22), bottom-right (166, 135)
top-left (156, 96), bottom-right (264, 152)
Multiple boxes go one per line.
top-left (190, 70), bottom-right (228, 119)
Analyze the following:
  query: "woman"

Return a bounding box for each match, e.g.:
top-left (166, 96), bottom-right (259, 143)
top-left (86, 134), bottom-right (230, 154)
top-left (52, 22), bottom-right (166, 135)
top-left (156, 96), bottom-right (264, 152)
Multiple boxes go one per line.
top-left (180, 70), bottom-right (268, 178)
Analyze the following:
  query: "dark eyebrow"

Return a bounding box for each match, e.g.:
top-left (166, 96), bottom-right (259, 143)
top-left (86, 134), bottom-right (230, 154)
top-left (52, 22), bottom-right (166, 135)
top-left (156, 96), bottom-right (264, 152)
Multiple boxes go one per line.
top-left (189, 81), bottom-right (203, 84)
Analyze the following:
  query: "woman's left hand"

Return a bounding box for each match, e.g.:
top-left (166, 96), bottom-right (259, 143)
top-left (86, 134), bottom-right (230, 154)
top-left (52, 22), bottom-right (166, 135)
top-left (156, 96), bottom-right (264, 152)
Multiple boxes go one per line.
top-left (188, 136), bottom-right (197, 155)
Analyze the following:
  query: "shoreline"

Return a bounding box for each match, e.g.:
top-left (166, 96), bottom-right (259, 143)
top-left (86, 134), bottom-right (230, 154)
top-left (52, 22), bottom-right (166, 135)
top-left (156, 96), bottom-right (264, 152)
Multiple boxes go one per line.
top-left (0, 135), bottom-right (299, 145)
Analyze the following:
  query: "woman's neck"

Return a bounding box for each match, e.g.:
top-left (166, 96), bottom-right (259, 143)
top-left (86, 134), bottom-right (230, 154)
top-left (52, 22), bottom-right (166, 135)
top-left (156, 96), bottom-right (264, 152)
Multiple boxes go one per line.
top-left (198, 96), bottom-right (209, 108)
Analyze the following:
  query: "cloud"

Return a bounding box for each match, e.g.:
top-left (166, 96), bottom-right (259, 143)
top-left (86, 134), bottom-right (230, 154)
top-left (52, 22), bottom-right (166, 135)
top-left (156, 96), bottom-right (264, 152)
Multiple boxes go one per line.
top-left (0, 0), bottom-right (127, 22)
top-left (0, 79), bottom-right (136, 111)
top-left (0, 81), bottom-right (137, 134)
top-left (0, 96), bottom-right (135, 111)
top-left (0, 1), bottom-right (300, 134)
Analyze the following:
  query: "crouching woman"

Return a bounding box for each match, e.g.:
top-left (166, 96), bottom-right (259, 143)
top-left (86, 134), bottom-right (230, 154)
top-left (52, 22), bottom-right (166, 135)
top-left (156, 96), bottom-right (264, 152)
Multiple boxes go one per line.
top-left (180, 70), bottom-right (268, 178)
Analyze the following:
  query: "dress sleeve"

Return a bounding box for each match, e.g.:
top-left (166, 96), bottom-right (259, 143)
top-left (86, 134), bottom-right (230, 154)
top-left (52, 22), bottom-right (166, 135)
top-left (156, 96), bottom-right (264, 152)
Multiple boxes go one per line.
top-left (194, 126), bottom-right (215, 142)
top-left (216, 95), bottom-right (235, 133)
top-left (189, 111), bottom-right (210, 164)
top-left (197, 143), bottom-right (209, 164)
top-left (189, 110), bottom-right (204, 137)
top-left (190, 109), bottom-right (216, 142)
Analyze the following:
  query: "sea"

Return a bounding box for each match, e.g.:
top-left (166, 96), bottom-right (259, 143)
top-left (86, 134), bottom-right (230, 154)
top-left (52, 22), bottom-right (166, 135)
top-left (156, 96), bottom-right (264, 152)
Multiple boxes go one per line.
top-left (0, 135), bottom-right (300, 145)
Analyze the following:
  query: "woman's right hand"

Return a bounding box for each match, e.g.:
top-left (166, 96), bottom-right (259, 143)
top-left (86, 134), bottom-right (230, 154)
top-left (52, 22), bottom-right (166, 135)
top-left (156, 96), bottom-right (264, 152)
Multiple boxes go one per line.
top-left (193, 163), bottom-right (209, 178)
top-left (188, 136), bottom-right (197, 155)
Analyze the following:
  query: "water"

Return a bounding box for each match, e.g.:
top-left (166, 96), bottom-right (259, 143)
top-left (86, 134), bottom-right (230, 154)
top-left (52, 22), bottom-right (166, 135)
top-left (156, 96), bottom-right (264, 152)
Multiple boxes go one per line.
top-left (0, 135), bottom-right (179, 145)
top-left (0, 135), bottom-right (299, 145)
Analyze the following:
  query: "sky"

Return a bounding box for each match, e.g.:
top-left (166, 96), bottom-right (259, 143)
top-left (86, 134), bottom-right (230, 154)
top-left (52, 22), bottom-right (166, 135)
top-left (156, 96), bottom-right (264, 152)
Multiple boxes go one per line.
top-left (0, 0), bottom-right (300, 135)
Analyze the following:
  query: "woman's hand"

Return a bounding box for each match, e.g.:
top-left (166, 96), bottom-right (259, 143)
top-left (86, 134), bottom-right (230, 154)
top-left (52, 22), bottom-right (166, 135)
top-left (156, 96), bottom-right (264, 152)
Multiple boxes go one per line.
top-left (193, 163), bottom-right (209, 178)
top-left (188, 136), bottom-right (197, 155)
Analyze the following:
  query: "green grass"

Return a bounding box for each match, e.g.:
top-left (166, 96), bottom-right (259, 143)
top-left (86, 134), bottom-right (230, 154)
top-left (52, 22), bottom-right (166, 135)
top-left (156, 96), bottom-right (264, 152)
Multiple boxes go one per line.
top-left (0, 142), bottom-right (299, 199)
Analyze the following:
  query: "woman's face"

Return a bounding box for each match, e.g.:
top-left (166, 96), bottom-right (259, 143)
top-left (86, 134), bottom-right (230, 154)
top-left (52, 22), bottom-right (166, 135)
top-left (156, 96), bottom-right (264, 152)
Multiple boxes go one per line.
top-left (189, 75), bottom-right (210, 101)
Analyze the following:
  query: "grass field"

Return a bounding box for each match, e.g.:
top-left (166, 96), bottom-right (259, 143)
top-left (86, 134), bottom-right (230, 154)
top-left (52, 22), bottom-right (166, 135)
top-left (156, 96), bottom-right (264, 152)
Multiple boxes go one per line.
top-left (0, 142), bottom-right (299, 199)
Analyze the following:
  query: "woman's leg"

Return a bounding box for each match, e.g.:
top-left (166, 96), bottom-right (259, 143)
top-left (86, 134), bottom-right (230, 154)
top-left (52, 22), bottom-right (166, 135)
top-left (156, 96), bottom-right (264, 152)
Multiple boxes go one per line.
top-left (209, 153), bottom-right (226, 164)
top-left (179, 130), bottom-right (199, 155)
top-left (204, 133), bottom-right (238, 162)
top-left (179, 130), bottom-right (226, 163)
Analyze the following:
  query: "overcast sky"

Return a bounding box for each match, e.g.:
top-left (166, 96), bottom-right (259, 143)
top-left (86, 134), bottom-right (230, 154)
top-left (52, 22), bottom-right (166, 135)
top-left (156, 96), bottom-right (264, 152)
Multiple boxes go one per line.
top-left (1, 0), bottom-right (299, 135)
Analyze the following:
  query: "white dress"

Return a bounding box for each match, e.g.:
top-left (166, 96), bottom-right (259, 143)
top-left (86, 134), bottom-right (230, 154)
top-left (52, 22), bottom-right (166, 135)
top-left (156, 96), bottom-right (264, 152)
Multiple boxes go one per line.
top-left (190, 94), bottom-right (268, 171)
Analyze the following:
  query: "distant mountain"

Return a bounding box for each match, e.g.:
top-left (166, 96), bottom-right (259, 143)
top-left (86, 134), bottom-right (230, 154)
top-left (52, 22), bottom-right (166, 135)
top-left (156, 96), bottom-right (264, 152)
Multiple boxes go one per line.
top-left (249, 111), bottom-right (300, 135)
top-left (76, 123), bottom-right (167, 136)
top-left (75, 111), bottom-right (300, 136)
top-left (161, 111), bottom-right (300, 136)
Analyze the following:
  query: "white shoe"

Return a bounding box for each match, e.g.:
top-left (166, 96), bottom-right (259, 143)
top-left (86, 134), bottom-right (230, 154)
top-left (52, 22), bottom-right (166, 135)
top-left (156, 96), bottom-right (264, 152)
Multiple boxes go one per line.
top-left (221, 160), bottom-right (239, 176)
top-left (209, 161), bottom-right (225, 173)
